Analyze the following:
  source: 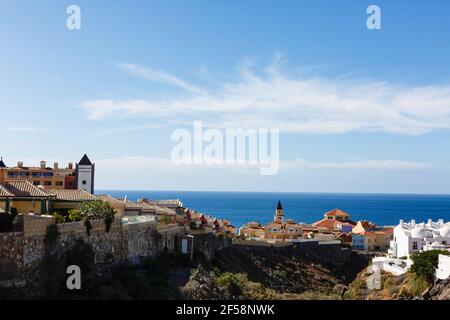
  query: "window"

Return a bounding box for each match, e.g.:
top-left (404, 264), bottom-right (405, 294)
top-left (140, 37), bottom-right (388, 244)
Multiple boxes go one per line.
top-left (33, 181), bottom-right (40, 186)
top-left (413, 242), bottom-right (418, 250)
top-left (44, 181), bottom-right (51, 186)
top-left (55, 181), bottom-right (63, 186)
top-left (32, 172), bottom-right (42, 177)
top-left (443, 241), bottom-right (447, 245)
top-left (82, 180), bottom-right (87, 185)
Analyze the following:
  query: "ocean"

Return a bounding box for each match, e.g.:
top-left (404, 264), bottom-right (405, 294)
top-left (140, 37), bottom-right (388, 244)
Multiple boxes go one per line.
top-left (98, 191), bottom-right (450, 228)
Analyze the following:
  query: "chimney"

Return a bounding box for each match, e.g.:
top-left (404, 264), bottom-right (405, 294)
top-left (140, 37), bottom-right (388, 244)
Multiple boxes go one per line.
top-left (17, 161), bottom-right (23, 168)
top-left (399, 219), bottom-right (404, 227)
top-left (54, 162), bottom-right (59, 170)
top-left (427, 219), bottom-right (433, 227)
top-left (411, 220), bottom-right (416, 227)
top-left (68, 162), bottom-right (73, 170)
top-left (40, 161), bottom-right (46, 169)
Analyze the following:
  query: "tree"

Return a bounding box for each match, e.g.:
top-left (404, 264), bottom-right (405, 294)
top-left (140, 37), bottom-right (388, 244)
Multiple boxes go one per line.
top-left (68, 200), bottom-right (116, 232)
top-left (410, 250), bottom-right (450, 282)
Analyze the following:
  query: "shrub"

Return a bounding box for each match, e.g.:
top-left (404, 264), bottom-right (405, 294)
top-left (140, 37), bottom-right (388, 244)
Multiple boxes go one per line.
top-left (217, 272), bottom-right (246, 296)
top-left (410, 250), bottom-right (450, 282)
top-left (159, 215), bottom-right (172, 225)
top-left (68, 208), bottom-right (84, 222)
top-left (51, 212), bottom-right (66, 224)
top-left (408, 275), bottom-right (430, 296)
top-left (68, 201), bottom-right (116, 232)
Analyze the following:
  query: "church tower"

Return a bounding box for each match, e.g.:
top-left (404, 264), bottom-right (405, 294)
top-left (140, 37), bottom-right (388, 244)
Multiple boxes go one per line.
top-left (75, 154), bottom-right (95, 194)
top-left (274, 200), bottom-right (284, 223)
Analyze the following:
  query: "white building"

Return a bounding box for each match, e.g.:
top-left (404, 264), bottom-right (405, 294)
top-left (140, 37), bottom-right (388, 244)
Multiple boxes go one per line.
top-left (389, 219), bottom-right (450, 258)
top-left (75, 154), bottom-right (95, 194)
top-left (436, 254), bottom-right (450, 280)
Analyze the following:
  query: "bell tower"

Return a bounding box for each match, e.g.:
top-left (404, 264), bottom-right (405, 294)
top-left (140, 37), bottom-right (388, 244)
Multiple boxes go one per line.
top-left (274, 200), bottom-right (284, 223)
top-left (75, 154), bottom-right (95, 194)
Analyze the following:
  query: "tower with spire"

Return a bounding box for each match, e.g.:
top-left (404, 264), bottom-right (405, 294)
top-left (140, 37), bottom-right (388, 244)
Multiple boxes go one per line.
top-left (75, 154), bottom-right (95, 194)
top-left (274, 200), bottom-right (284, 224)
top-left (0, 157), bottom-right (6, 168)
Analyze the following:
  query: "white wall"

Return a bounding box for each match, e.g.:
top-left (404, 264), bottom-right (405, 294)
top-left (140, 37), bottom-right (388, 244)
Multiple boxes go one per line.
top-left (436, 254), bottom-right (450, 280)
top-left (77, 165), bottom-right (93, 193)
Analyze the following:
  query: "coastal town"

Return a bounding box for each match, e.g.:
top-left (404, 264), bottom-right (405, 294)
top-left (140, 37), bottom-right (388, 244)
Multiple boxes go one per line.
top-left (0, 155), bottom-right (449, 299)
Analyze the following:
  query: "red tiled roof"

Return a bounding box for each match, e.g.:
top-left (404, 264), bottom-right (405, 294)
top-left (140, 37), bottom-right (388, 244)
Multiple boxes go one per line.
top-left (43, 189), bottom-right (98, 201)
top-left (313, 218), bottom-right (356, 230)
top-left (5, 180), bottom-right (51, 198)
top-left (0, 185), bottom-right (15, 197)
top-left (324, 209), bottom-right (350, 217)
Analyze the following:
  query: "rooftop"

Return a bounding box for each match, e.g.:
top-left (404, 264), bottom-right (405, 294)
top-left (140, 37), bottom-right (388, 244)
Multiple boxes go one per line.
top-left (42, 189), bottom-right (98, 201)
top-left (2, 180), bottom-right (51, 198)
top-left (324, 208), bottom-right (350, 217)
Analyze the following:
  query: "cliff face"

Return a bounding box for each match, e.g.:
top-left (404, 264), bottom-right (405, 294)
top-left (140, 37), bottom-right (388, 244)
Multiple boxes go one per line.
top-left (345, 267), bottom-right (450, 300)
top-left (179, 244), bottom-right (369, 300)
top-left (426, 278), bottom-right (450, 300)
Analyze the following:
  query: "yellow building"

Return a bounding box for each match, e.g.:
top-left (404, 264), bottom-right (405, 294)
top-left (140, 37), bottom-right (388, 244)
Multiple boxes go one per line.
top-left (0, 155), bottom-right (94, 192)
top-left (264, 201), bottom-right (303, 241)
top-left (352, 221), bottom-right (394, 252)
top-left (323, 208), bottom-right (350, 221)
top-left (0, 181), bottom-right (52, 214)
top-left (239, 221), bottom-right (266, 239)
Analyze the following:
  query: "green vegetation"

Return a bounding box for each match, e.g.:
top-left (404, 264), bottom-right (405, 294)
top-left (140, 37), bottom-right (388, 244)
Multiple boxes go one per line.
top-left (410, 250), bottom-right (450, 282)
top-left (217, 272), bottom-right (246, 296)
top-left (158, 215), bottom-right (173, 225)
top-left (108, 252), bottom-right (192, 300)
top-left (50, 212), bottom-right (66, 224)
top-left (68, 200), bottom-right (116, 232)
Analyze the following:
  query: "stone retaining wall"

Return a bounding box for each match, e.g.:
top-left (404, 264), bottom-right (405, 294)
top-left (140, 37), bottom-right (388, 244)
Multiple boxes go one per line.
top-left (0, 215), bottom-right (187, 297)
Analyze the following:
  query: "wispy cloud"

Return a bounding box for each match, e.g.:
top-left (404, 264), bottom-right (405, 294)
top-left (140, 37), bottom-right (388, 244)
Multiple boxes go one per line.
top-left (4, 127), bottom-right (49, 133)
top-left (98, 124), bottom-right (164, 135)
top-left (82, 55), bottom-right (450, 135)
top-left (117, 62), bottom-right (203, 94)
top-left (291, 159), bottom-right (431, 170)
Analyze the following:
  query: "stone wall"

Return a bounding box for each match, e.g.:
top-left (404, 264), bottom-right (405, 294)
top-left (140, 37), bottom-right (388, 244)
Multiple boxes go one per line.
top-left (292, 240), bottom-right (370, 282)
top-left (0, 215), bottom-right (187, 298)
top-left (189, 229), bottom-right (232, 258)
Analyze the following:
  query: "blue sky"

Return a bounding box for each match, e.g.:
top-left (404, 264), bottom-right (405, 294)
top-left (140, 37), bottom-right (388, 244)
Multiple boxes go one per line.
top-left (2, 0), bottom-right (450, 193)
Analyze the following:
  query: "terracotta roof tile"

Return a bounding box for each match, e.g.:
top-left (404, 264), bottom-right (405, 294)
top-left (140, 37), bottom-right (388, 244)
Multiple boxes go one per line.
top-left (0, 185), bottom-right (15, 197)
top-left (5, 180), bottom-right (50, 198)
top-left (44, 189), bottom-right (98, 201)
top-left (324, 209), bottom-right (350, 217)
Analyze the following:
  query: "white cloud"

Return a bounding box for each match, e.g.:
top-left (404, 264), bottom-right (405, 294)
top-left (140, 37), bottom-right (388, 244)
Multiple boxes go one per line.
top-left (93, 156), bottom-right (435, 191)
top-left (291, 159), bottom-right (431, 170)
top-left (97, 124), bottom-right (164, 135)
top-left (3, 127), bottom-right (49, 133)
top-left (117, 63), bottom-right (203, 94)
top-left (82, 57), bottom-right (450, 135)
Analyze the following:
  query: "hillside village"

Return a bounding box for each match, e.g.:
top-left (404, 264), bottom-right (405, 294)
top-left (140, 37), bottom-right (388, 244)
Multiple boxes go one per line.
top-left (0, 155), bottom-right (449, 299)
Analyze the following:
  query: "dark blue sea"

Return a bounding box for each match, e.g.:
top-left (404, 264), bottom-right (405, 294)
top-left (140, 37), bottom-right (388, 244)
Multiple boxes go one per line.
top-left (98, 191), bottom-right (450, 228)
